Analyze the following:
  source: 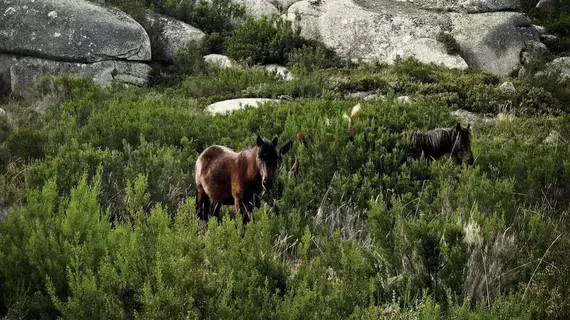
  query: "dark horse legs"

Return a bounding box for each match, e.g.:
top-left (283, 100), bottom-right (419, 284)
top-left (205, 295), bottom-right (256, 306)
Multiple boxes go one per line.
top-left (196, 189), bottom-right (263, 225)
top-left (196, 184), bottom-right (211, 220)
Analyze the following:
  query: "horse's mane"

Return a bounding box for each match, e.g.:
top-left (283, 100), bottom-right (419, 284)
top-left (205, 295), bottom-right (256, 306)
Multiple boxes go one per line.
top-left (410, 127), bottom-right (458, 155)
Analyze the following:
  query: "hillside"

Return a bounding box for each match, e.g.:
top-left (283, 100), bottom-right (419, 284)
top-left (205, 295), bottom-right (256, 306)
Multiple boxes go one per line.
top-left (1, 0), bottom-right (570, 319)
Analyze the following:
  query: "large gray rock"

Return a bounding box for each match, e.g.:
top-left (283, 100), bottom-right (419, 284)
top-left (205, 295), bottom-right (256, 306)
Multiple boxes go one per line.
top-left (285, 0), bottom-right (543, 76)
top-left (388, 38), bottom-right (468, 69)
top-left (543, 57), bottom-right (570, 79)
top-left (206, 98), bottom-right (280, 115)
top-left (406, 0), bottom-right (519, 13)
top-left (450, 12), bottom-right (539, 77)
top-left (1, 55), bottom-right (151, 97)
top-left (146, 12), bottom-right (205, 62)
top-left (285, 0), bottom-right (468, 69)
top-left (0, 0), bottom-right (151, 62)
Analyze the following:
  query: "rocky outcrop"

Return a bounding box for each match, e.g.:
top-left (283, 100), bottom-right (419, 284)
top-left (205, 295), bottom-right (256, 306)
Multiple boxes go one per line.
top-left (388, 38), bottom-right (468, 70)
top-left (206, 98), bottom-right (280, 115)
top-left (2, 54), bottom-right (151, 97)
top-left (146, 12), bottom-right (205, 62)
top-left (0, 0), bottom-right (151, 63)
top-left (406, 0), bottom-right (519, 13)
top-left (0, 0), bottom-right (153, 96)
top-left (450, 12), bottom-right (538, 77)
top-left (284, 0), bottom-right (543, 76)
top-left (285, 0), bottom-right (468, 69)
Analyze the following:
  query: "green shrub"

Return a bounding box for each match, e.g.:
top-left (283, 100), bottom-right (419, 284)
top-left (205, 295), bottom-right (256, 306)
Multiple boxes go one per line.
top-left (0, 115), bottom-right (10, 143)
top-left (288, 44), bottom-right (342, 71)
top-left (225, 17), bottom-right (307, 65)
top-left (436, 31), bottom-right (461, 55)
top-left (6, 128), bottom-right (45, 161)
top-left (156, 40), bottom-right (208, 85)
top-left (202, 31), bottom-right (226, 54)
top-left (157, 0), bottom-right (245, 35)
top-left (1, 58), bottom-right (570, 318)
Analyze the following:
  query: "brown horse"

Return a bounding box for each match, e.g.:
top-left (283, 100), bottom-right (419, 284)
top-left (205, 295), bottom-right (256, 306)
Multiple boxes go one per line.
top-left (195, 136), bottom-right (292, 223)
top-left (407, 122), bottom-right (474, 165)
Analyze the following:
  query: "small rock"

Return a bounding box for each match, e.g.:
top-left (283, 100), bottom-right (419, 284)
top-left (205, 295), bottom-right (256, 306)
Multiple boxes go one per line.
top-left (543, 130), bottom-right (563, 146)
top-left (348, 91), bottom-right (373, 99)
top-left (206, 98), bottom-right (281, 115)
top-left (264, 64), bottom-right (294, 81)
top-left (518, 66), bottom-right (528, 78)
top-left (364, 94), bottom-right (383, 101)
top-left (544, 57), bottom-right (570, 78)
top-left (204, 54), bottom-right (236, 69)
top-left (499, 82), bottom-right (516, 93)
top-left (532, 25), bottom-right (547, 35)
top-left (0, 108), bottom-right (5, 117)
top-left (396, 96), bottom-right (411, 104)
top-left (521, 40), bottom-right (551, 67)
top-left (451, 109), bottom-right (484, 124)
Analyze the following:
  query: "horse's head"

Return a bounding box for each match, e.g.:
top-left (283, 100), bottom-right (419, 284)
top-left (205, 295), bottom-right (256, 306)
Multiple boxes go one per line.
top-left (256, 135), bottom-right (292, 189)
top-left (452, 123), bottom-right (474, 165)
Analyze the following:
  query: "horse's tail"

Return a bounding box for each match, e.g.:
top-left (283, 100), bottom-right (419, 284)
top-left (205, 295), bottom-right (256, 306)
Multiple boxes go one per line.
top-left (345, 103), bottom-right (362, 141)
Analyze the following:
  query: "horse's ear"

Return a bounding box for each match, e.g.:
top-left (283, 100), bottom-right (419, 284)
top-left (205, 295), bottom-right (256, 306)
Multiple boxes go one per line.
top-left (467, 123), bottom-right (471, 130)
top-left (272, 136), bottom-right (279, 146)
top-left (456, 122), bottom-right (462, 130)
top-left (280, 140), bottom-right (292, 155)
top-left (257, 135), bottom-right (264, 147)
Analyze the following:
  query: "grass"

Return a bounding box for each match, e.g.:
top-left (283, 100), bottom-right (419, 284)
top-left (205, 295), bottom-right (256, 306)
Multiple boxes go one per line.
top-left (0, 58), bottom-right (569, 319)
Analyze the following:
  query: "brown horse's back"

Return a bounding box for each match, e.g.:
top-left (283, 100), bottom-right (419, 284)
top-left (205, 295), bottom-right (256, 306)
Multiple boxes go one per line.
top-left (196, 145), bottom-right (237, 205)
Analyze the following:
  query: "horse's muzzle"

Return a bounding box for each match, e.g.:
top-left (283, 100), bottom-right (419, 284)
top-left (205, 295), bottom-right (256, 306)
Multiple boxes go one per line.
top-left (262, 179), bottom-right (274, 189)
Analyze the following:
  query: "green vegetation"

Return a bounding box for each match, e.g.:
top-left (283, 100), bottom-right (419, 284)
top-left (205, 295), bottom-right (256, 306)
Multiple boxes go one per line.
top-left (436, 31), bottom-right (461, 56)
top-left (1, 56), bottom-right (570, 319)
top-left (1, 1), bottom-right (570, 318)
top-left (521, 0), bottom-right (570, 55)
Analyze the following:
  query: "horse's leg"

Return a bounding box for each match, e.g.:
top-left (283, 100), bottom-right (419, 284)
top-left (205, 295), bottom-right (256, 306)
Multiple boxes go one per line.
top-left (234, 197), bottom-right (251, 225)
top-left (196, 183), bottom-right (211, 220)
top-left (196, 184), bottom-right (204, 219)
top-left (212, 202), bottom-right (222, 224)
top-left (232, 185), bottom-right (251, 224)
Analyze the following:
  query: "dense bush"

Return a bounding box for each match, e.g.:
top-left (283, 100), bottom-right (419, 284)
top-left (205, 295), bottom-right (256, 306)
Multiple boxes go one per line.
top-left (224, 17), bottom-right (307, 66)
top-left (106, 0), bottom-right (245, 36)
top-left (1, 59), bottom-right (570, 319)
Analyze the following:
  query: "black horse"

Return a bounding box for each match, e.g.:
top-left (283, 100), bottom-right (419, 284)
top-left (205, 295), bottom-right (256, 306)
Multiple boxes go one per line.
top-left (407, 123), bottom-right (474, 165)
